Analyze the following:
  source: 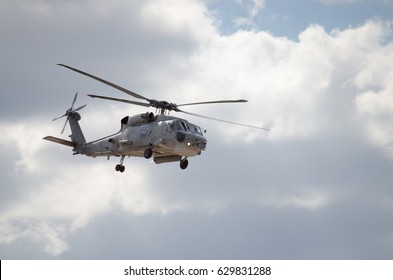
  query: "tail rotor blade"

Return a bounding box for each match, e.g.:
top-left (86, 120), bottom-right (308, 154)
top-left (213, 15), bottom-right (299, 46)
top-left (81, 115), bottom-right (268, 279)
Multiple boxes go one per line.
top-left (52, 93), bottom-right (86, 134)
top-left (52, 113), bottom-right (66, 122)
top-left (70, 92), bottom-right (78, 110)
top-left (60, 115), bottom-right (70, 134)
top-left (73, 104), bottom-right (87, 112)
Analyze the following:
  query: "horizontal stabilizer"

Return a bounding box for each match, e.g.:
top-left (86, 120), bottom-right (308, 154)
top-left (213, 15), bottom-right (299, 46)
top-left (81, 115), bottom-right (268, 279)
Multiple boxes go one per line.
top-left (43, 136), bottom-right (75, 147)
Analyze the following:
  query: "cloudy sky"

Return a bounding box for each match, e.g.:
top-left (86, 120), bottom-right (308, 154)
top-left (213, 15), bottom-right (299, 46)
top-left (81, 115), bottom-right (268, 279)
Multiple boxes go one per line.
top-left (1, 0), bottom-right (393, 259)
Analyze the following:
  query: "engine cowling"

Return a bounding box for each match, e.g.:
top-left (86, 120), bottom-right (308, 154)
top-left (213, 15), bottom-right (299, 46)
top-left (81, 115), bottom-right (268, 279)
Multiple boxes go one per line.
top-left (121, 112), bottom-right (155, 128)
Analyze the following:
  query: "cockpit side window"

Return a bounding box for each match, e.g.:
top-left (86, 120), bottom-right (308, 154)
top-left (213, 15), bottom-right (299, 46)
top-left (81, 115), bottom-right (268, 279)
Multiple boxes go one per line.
top-left (182, 121), bottom-right (190, 131)
top-left (163, 121), bottom-right (173, 133)
top-left (175, 120), bottom-right (183, 131)
top-left (175, 120), bottom-right (190, 131)
top-left (167, 121), bottom-right (175, 131)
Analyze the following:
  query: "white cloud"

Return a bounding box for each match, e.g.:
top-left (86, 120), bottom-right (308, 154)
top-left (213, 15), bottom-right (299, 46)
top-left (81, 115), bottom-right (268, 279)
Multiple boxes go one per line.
top-left (140, 0), bottom-right (216, 42)
top-left (355, 88), bottom-right (393, 157)
top-left (351, 22), bottom-right (393, 157)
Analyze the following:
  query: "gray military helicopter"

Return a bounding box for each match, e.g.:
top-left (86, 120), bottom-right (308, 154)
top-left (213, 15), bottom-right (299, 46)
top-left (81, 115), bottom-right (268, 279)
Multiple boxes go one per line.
top-left (44, 64), bottom-right (268, 172)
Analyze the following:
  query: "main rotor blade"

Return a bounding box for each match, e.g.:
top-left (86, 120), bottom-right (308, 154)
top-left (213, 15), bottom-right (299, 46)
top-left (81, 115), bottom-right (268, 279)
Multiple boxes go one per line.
top-left (57, 64), bottom-right (150, 102)
top-left (88, 94), bottom-right (150, 107)
top-left (179, 109), bottom-right (270, 131)
top-left (177, 99), bottom-right (248, 107)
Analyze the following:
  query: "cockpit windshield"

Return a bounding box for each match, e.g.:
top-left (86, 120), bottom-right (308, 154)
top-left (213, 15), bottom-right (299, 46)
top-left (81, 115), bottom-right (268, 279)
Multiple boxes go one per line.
top-left (189, 123), bottom-right (203, 136)
top-left (174, 120), bottom-right (203, 135)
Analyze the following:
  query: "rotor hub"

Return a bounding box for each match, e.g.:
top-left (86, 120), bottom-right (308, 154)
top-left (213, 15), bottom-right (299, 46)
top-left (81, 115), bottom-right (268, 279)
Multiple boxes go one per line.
top-left (149, 100), bottom-right (179, 112)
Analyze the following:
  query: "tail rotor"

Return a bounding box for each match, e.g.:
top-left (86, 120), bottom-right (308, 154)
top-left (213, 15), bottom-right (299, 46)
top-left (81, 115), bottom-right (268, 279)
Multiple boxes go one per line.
top-left (52, 92), bottom-right (86, 133)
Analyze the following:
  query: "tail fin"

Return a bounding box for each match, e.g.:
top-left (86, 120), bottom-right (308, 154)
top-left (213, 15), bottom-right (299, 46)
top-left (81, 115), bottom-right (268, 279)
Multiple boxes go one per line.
top-left (43, 112), bottom-right (86, 149)
top-left (68, 112), bottom-right (86, 145)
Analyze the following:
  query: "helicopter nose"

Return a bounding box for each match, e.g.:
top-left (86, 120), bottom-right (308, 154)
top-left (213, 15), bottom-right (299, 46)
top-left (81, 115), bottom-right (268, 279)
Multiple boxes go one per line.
top-left (198, 139), bottom-right (207, 150)
top-left (174, 134), bottom-right (207, 157)
top-left (189, 135), bottom-right (207, 151)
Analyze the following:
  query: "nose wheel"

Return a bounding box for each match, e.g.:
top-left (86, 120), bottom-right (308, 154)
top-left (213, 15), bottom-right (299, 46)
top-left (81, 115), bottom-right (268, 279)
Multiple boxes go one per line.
top-left (115, 156), bottom-right (126, 173)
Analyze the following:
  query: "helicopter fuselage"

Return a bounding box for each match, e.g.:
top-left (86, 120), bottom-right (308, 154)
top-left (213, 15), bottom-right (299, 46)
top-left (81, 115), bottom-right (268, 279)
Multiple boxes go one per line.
top-left (74, 112), bottom-right (207, 169)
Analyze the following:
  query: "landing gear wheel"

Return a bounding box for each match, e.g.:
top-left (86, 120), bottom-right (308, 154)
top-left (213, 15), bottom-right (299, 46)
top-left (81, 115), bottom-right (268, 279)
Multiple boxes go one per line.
top-left (180, 159), bottom-right (188, 170)
top-left (116, 156), bottom-right (126, 173)
top-left (115, 164), bottom-right (126, 173)
top-left (144, 148), bottom-right (153, 159)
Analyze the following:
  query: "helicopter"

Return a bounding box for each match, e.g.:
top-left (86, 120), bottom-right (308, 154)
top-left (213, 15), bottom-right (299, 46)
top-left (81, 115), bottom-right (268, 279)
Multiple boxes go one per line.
top-left (44, 64), bottom-right (268, 172)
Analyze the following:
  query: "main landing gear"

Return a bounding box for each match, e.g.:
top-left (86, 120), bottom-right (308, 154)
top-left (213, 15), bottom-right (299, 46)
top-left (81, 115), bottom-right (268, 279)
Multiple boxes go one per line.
top-left (115, 153), bottom-right (189, 172)
top-left (144, 147), bottom-right (153, 159)
top-left (115, 155), bottom-right (126, 173)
